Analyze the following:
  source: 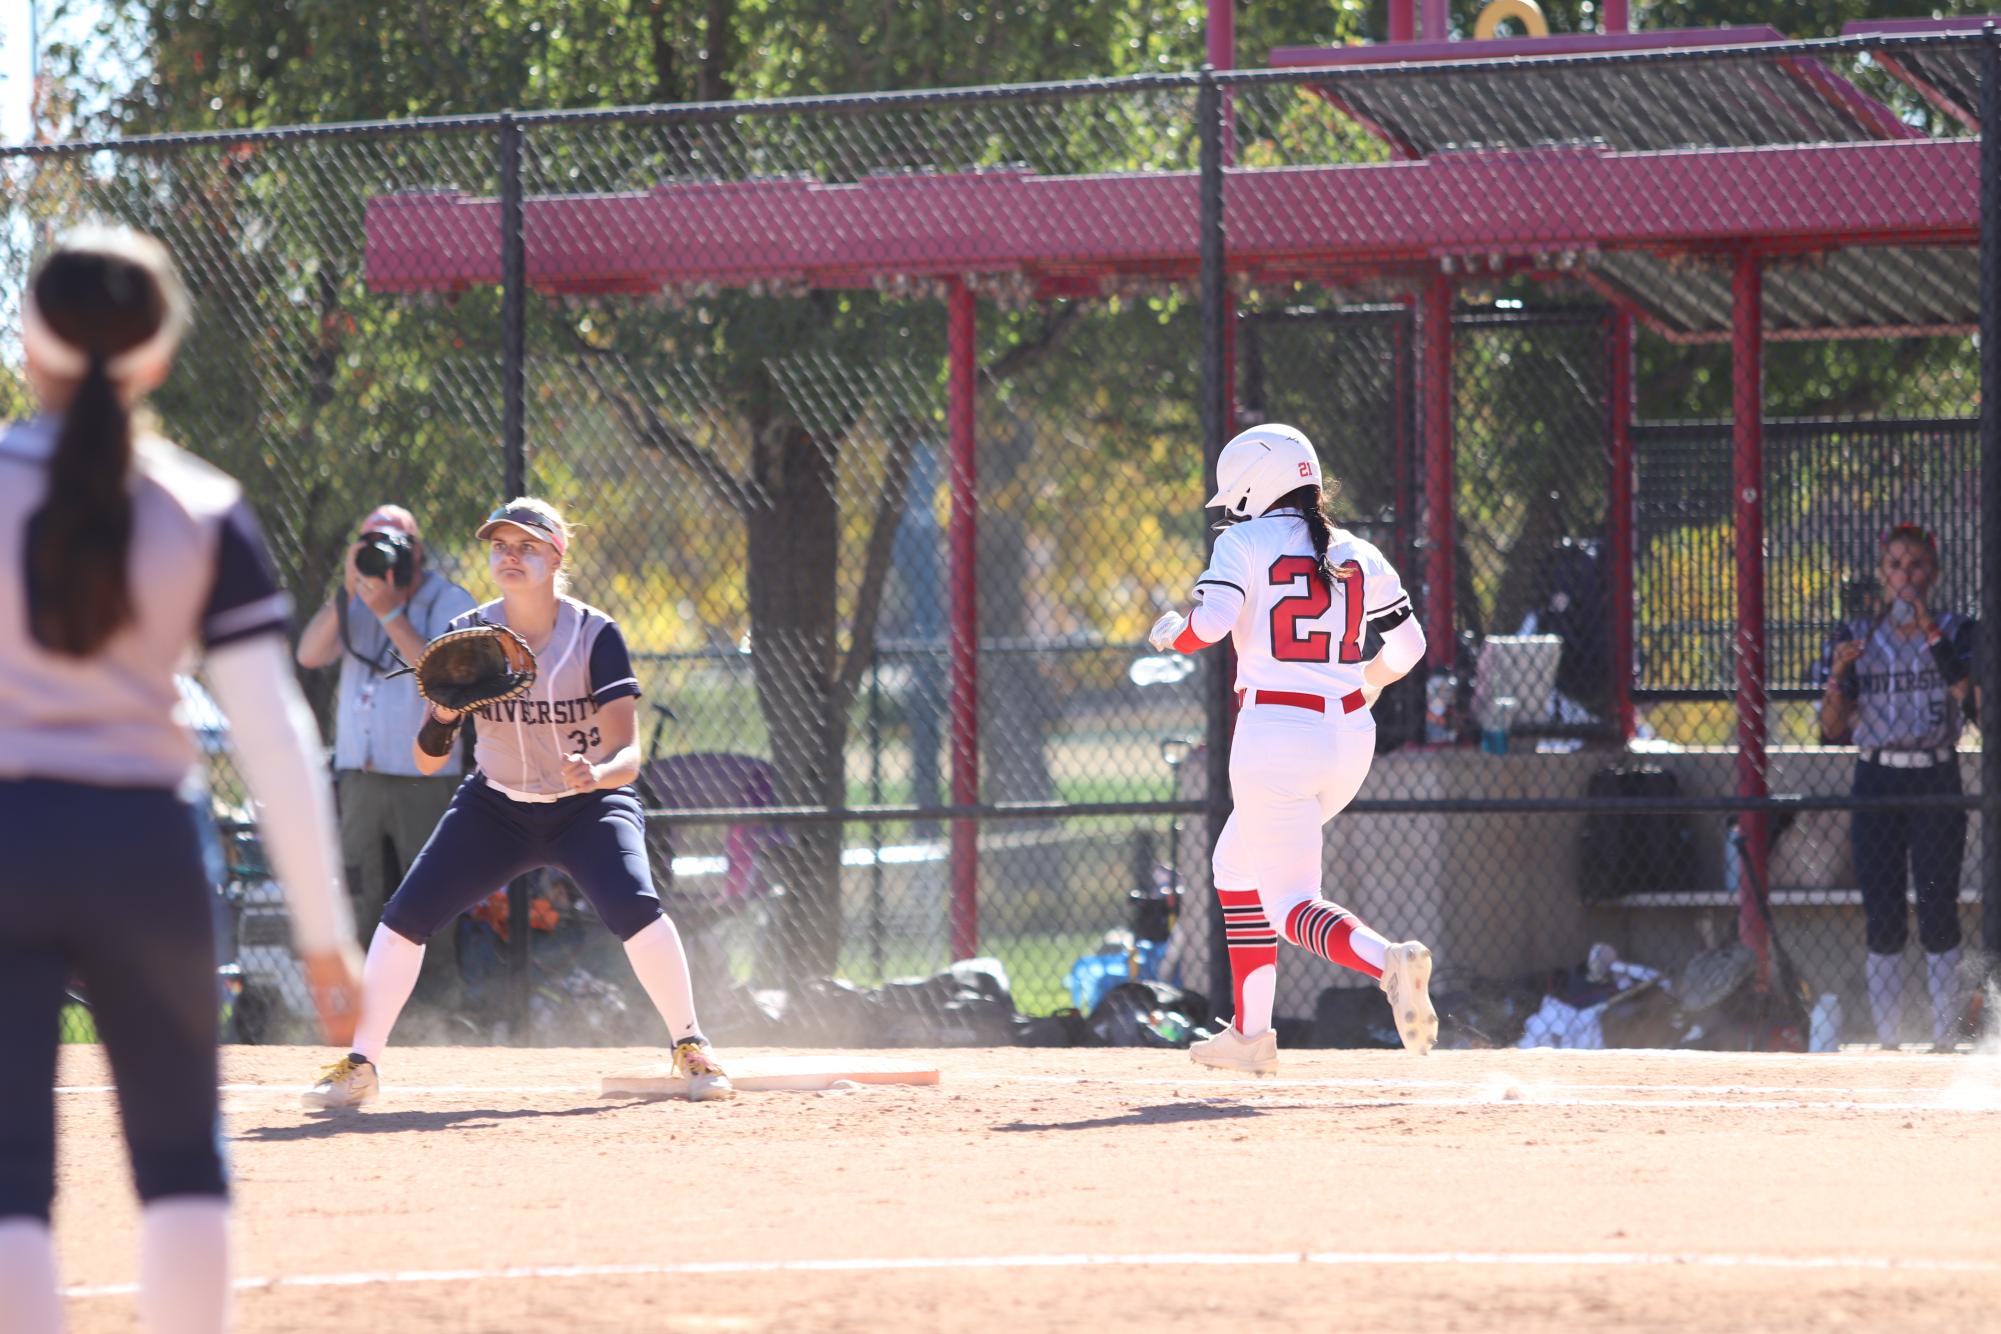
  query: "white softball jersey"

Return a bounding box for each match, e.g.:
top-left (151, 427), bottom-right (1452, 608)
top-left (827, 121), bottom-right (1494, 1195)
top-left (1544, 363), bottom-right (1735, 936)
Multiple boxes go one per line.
top-left (1187, 508), bottom-right (1413, 729)
top-left (454, 595), bottom-right (642, 797)
top-left (0, 415), bottom-right (292, 787)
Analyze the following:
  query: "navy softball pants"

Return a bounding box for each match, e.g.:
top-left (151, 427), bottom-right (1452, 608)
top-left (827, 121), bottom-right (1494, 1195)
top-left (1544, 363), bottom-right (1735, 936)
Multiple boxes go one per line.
top-left (1850, 759), bottom-right (1966, 956)
top-left (379, 777), bottom-right (663, 945)
top-left (0, 780), bottom-right (226, 1221)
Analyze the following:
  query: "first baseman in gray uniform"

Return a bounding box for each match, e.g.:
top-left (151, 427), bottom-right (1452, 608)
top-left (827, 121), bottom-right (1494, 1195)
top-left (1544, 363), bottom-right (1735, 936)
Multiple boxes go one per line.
top-left (305, 497), bottom-right (733, 1107)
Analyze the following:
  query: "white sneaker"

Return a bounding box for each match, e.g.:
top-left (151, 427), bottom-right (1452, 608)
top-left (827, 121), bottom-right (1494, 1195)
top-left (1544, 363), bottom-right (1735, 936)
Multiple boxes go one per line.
top-left (1380, 942), bottom-right (1438, 1055)
top-left (1189, 1025), bottom-right (1278, 1076)
top-left (302, 1055), bottom-right (379, 1110)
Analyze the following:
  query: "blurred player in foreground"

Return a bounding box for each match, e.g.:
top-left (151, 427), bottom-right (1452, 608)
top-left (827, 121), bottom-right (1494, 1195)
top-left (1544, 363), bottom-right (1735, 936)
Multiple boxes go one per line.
top-left (0, 229), bottom-right (360, 1333)
top-left (1150, 424), bottom-right (1435, 1075)
top-left (304, 497), bottom-right (735, 1107)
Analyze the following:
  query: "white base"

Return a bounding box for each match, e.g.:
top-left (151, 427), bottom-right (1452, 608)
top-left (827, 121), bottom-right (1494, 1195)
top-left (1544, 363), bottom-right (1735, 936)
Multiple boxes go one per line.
top-left (601, 1054), bottom-right (941, 1097)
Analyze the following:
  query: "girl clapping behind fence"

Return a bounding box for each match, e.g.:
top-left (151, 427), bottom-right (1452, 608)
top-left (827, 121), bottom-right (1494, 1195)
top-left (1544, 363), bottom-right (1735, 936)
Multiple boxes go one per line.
top-left (1818, 524), bottom-right (1979, 1050)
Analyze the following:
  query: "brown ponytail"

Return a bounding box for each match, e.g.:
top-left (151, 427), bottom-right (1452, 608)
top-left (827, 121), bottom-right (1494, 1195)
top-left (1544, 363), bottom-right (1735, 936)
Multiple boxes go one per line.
top-left (24, 235), bottom-right (184, 656)
top-left (1273, 482), bottom-right (1341, 592)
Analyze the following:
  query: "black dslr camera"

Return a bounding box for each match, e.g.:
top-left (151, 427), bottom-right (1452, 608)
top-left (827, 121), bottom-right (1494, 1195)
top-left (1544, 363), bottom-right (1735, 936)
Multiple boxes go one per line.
top-left (354, 529), bottom-right (416, 588)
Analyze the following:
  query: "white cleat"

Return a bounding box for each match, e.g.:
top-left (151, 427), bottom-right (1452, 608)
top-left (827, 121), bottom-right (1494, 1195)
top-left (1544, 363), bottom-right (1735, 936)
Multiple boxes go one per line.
top-left (673, 1040), bottom-right (736, 1102)
top-left (301, 1055), bottom-right (378, 1110)
top-left (1189, 1024), bottom-right (1279, 1077)
top-left (1380, 942), bottom-right (1438, 1055)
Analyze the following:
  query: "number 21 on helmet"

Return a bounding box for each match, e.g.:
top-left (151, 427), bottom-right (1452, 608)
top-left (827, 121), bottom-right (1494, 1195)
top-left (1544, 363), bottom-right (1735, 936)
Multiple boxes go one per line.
top-left (1205, 424), bottom-right (1323, 519)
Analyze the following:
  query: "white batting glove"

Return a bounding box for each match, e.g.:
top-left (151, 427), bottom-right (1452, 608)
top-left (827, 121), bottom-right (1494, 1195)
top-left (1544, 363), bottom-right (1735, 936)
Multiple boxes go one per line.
top-left (1148, 610), bottom-right (1188, 652)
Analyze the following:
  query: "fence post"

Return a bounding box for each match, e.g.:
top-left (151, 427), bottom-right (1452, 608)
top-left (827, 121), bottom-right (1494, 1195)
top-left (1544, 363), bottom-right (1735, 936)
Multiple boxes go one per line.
top-left (497, 113), bottom-right (533, 1035)
top-left (1980, 25), bottom-right (2001, 968)
top-left (946, 278), bottom-right (980, 961)
top-left (1731, 250), bottom-right (1771, 990)
top-left (1389, 1), bottom-right (1416, 44)
top-left (1606, 310), bottom-right (1636, 740)
top-left (1420, 273), bottom-right (1456, 667)
top-left (1197, 68), bottom-right (1235, 1013)
top-left (1423, 0), bottom-right (1451, 42)
top-left (1391, 311), bottom-right (1416, 582)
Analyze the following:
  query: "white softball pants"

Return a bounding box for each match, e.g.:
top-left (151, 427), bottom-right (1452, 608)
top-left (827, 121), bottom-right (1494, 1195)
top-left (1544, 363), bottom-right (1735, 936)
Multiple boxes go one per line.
top-left (1212, 705), bottom-right (1376, 933)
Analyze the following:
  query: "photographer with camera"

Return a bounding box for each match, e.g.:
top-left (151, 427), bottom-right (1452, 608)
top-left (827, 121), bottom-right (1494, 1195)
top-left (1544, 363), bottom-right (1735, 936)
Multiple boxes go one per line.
top-left (297, 504), bottom-right (477, 1017)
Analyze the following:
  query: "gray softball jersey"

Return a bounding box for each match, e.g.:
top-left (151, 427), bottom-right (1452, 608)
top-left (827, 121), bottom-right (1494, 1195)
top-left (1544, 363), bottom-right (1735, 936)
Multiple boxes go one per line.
top-left (0, 415), bottom-right (291, 788)
top-left (453, 596), bottom-right (641, 796)
top-left (1817, 612), bottom-right (1977, 752)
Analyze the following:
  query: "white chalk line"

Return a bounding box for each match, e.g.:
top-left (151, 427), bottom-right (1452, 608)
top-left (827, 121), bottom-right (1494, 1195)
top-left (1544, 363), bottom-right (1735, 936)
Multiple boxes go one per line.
top-left (957, 1072), bottom-right (2001, 1113)
top-left (959, 1070), bottom-right (1998, 1098)
top-left (60, 1248), bottom-right (2001, 1300)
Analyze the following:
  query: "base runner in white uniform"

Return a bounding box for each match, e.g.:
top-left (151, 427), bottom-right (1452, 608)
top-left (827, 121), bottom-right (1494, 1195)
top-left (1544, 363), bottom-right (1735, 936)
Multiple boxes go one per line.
top-left (1149, 425), bottom-right (1436, 1075)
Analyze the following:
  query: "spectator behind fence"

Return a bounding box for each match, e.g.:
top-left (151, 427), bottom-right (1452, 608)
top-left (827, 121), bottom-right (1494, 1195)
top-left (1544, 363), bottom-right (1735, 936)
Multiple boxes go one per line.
top-left (1816, 524), bottom-right (1980, 1050)
top-left (297, 504), bottom-right (477, 1016)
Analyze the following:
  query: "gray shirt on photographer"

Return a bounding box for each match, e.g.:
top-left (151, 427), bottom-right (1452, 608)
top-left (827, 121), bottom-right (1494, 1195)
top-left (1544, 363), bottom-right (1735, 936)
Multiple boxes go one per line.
top-left (332, 571), bottom-right (477, 776)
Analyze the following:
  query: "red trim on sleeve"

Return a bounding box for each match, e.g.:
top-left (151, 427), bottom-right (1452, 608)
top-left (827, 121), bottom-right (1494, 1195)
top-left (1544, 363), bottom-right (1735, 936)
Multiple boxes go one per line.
top-left (1172, 618), bottom-right (1214, 654)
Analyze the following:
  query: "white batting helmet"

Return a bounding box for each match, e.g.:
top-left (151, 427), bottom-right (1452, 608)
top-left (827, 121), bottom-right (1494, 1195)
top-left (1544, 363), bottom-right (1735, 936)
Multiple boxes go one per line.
top-left (1204, 424), bottom-right (1323, 517)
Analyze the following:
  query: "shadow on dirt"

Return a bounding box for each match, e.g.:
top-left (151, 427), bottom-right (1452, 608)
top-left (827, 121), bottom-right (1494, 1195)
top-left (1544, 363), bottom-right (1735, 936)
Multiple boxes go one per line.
top-left (993, 1101), bottom-right (1267, 1133)
top-left (241, 1101), bottom-right (643, 1141)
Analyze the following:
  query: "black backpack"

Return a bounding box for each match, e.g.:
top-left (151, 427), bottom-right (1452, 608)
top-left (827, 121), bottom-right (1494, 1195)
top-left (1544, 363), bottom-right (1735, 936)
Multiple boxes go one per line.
top-left (1578, 763), bottom-right (1698, 901)
top-left (1085, 981), bottom-right (1214, 1048)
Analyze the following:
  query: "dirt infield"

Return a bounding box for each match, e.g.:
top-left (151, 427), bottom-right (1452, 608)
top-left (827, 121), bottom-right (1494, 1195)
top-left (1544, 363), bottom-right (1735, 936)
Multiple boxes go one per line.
top-left (51, 1045), bottom-right (2001, 1332)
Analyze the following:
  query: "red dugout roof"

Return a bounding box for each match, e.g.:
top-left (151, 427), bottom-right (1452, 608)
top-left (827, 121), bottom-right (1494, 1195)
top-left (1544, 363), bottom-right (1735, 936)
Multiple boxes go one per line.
top-left (365, 140), bottom-right (1973, 315)
top-left (361, 29), bottom-right (1987, 340)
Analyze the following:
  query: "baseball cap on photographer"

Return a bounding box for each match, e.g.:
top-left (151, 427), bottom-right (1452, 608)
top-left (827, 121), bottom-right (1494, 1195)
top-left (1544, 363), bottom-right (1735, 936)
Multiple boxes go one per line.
top-left (360, 504), bottom-right (419, 539)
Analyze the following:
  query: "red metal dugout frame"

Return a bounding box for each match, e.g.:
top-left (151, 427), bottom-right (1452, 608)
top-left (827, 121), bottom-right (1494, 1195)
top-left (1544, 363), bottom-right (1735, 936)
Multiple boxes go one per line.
top-left (361, 21), bottom-right (1986, 968)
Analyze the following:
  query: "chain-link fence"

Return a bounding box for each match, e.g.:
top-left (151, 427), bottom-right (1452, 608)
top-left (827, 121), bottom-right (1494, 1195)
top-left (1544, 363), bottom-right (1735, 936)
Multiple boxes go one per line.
top-left (15, 29), bottom-right (2000, 1052)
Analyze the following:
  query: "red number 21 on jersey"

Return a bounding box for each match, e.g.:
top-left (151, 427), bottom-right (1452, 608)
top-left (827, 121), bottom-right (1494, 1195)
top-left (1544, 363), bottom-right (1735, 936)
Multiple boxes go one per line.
top-left (1268, 556), bottom-right (1364, 664)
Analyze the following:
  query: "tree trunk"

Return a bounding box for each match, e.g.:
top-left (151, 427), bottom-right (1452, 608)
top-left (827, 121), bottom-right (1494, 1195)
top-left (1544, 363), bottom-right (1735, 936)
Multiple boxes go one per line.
top-left (644, 0), bottom-right (679, 103)
top-left (745, 409), bottom-right (846, 982)
top-left (698, 0), bottom-right (735, 103)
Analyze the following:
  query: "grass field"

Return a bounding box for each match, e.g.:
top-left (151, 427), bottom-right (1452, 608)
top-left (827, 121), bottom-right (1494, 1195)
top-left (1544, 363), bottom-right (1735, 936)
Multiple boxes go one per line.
top-left (59, 1005), bottom-right (97, 1045)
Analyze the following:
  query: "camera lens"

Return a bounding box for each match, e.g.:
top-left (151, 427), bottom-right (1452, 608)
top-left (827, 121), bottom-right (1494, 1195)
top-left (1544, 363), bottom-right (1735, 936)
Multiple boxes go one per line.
top-left (355, 537), bottom-right (393, 579)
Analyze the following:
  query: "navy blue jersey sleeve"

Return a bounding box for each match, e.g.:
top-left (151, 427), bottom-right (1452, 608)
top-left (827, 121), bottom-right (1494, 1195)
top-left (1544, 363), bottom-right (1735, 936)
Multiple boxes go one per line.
top-left (1948, 614), bottom-right (1978, 670)
top-left (201, 501), bottom-right (293, 649)
top-left (588, 621), bottom-right (641, 705)
top-left (1815, 620), bottom-right (1859, 699)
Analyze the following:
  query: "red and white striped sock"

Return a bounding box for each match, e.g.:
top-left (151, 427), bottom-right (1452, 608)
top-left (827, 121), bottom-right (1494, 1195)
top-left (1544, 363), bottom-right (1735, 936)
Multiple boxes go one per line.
top-left (1283, 899), bottom-right (1386, 980)
top-left (1218, 888), bottom-right (1278, 1038)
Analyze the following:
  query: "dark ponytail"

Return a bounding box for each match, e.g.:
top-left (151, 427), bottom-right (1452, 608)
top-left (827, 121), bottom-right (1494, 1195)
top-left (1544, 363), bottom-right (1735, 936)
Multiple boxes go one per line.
top-left (1274, 482), bottom-right (1341, 592)
top-left (25, 238), bottom-right (182, 656)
